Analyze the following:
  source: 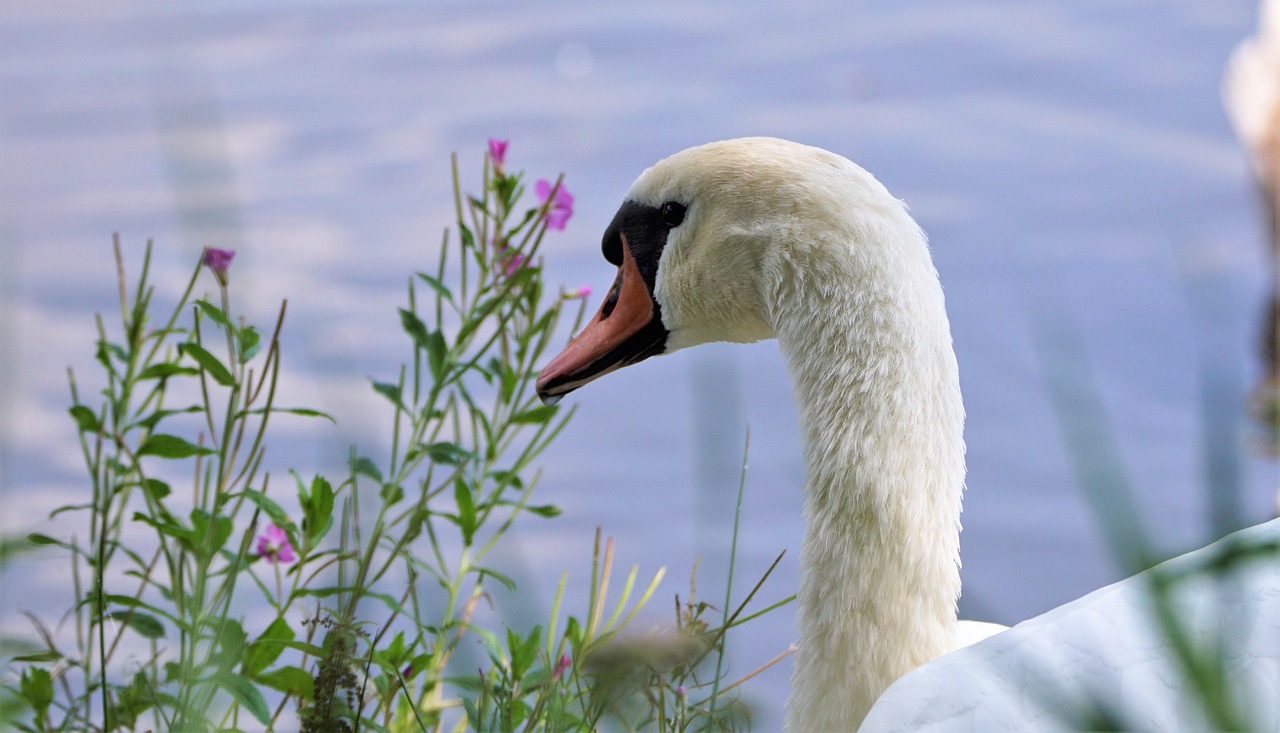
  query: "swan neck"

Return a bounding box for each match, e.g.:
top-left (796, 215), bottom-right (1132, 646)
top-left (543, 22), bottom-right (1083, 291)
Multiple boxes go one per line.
top-left (771, 216), bottom-right (966, 731)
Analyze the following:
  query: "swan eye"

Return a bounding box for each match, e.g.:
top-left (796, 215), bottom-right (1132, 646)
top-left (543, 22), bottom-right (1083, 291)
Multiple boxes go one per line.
top-left (659, 201), bottom-right (686, 228)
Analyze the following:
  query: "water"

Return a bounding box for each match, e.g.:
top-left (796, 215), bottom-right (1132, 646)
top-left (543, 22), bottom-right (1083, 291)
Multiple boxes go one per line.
top-left (2, 1), bottom-right (1277, 728)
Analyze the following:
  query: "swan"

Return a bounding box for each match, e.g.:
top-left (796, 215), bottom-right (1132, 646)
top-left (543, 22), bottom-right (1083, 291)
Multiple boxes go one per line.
top-left (535, 136), bottom-right (999, 730)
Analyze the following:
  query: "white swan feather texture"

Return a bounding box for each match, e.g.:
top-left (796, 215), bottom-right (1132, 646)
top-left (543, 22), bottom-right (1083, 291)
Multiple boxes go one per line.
top-left (633, 138), bottom-right (970, 730)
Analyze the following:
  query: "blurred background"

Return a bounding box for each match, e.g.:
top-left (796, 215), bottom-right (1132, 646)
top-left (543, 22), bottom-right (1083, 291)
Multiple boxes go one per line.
top-left (1, 1), bottom-right (1277, 728)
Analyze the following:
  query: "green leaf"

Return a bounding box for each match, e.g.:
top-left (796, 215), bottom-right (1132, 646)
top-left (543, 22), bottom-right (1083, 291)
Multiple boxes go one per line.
top-left (137, 362), bottom-right (200, 380)
top-left (380, 482), bottom-right (404, 506)
top-left (425, 330), bottom-right (448, 382)
top-left (235, 489), bottom-right (293, 536)
top-left (424, 441), bottom-right (474, 466)
top-left (238, 325), bottom-right (262, 361)
top-left (213, 619), bottom-right (247, 672)
top-left (511, 404), bottom-right (558, 425)
top-left (476, 565), bottom-right (517, 592)
top-left (254, 665), bottom-right (314, 698)
top-left (190, 509), bottom-right (233, 554)
top-left (371, 380), bottom-right (405, 411)
top-left (303, 475), bottom-right (334, 544)
top-left (488, 469), bottom-right (524, 490)
top-left (454, 479), bottom-right (477, 547)
top-left (398, 308), bottom-right (432, 349)
top-left (105, 610), bottom-right (165, 639)
top-left (91, 594), bottom-right (180, 627)
top-left (19, 667), bottom-right (53, 720)
top-left (140, 478), bottom-right (171, 500)
top-left (526, 504), bottom-right (562, 518)
top-left (138, 433), bottom-right (216, 459)
top-left (238, 405), bottom-right (336, 424)
top-left (131, 511), bottom-right (196, 546)
top-left (26, 533), bottom-right (60, 546)
top-left (415, 272), bottom-right (455, 304)
top-left (214, 670), bottom-right (271, 725)
top-left (68, 405), bottom-right (101, 433)
top-left (509, 626), bottom-right (542, 681)
top-left (242, 617), bottom-right (295, 677)
top-left (263, 639), bottom-right (326, 659)
top-left (351, 456), bottom-right (382, 483)
top-left (195, 299), bottom-right (232, 328)
top-left (180, 342), bottom-right (236, 387)
top-left (12, 651), bottom-right (61, 663)
top-left (130, 404), bottom-right (204, 432)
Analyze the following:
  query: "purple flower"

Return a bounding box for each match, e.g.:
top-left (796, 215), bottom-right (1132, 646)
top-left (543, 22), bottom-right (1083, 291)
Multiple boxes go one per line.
top-left (202, 247), bottom-right (236, 286)
top-left (488, 138), bottom-right (509, 172)
top-left (256, 523), bottom-right (296, 564)
top-left (552, 653), bottom-right (571, 680)
top-left (535, 179), bottom-right (574, 231)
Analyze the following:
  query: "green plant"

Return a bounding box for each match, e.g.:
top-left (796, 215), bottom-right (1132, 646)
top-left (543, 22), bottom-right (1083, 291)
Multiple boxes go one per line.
top-left (1, 141), bottom-right (790, 733)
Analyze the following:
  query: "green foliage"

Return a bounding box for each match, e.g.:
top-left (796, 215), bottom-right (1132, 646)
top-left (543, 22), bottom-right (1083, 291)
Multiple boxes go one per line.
top-left (1, 146), bottom-right (789, 732)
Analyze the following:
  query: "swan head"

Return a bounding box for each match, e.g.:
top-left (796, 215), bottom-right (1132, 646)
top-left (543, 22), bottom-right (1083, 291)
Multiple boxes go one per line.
top-left (535, 136), bottom-right (904, 404)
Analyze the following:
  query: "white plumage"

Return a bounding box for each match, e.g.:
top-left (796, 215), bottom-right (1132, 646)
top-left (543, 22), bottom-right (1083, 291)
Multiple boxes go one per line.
top-left (539, 137), bottom-right (1277, 732)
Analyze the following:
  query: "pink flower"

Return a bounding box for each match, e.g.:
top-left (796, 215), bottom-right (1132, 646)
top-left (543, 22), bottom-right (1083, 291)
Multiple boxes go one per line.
top-left (552, 653), bottom-right (571, 680)
top-left (256, 523), bottom-right (296, 564)
top-left (202, 247), bottom-right (236, 286)
top-left (488, 138), bottom-right (509, 172)
top-left (566, 285), bottom-right (592, 299)
top-left (535, 179), bottom-right (574, 231)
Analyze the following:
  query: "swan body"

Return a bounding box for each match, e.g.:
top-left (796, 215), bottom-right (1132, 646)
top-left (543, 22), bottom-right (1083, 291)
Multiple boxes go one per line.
top-left (537, 137), bottom-right (979, 730)
top-left (863, 518), bottom-right (1280, 732)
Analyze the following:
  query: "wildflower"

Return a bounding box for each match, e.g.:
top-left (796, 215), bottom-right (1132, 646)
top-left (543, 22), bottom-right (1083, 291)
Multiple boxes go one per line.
top-left (566, 284), bottom-right (592, 299)
top-left (676, 684), bottom-right (686, 697)
top-left (202, 247), bottom-right (236, 287)
top-left (488, 138), bottom-right (509, 170)
top-left (535, 178), bottom-right (574, 230)
top-left (402, 663), bottom-right (415, 680)
top-left (552, 653), bottom-right (571, 680)
top-left (256, 523), bottom-right (296, 564)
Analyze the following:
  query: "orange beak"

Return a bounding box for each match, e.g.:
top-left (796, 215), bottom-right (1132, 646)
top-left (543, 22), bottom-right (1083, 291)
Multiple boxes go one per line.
top-left (536, 237), bottom-right (667, 404)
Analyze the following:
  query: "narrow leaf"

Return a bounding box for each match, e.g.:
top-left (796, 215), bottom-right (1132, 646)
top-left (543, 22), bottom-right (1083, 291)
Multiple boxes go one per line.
top-left (181, 342), bottom-right (236, 387)
top-left (195, 299), bottom-right (232, 328)
top-left (104, 610), bottom-right (165, 639)
top-left (137, 363), bottom-right (200, 380)
top-left (137, 434), bottom-right (216, 459)
top-left (416, 272), bottom-right (455, 303)
top-left (454, 479), bottom-right (477, 546)
top-left (511, 404), bottom-right (558, 425)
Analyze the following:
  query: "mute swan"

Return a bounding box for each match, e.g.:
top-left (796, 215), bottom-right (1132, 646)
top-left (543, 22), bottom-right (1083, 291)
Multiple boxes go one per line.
top-left (535, 137), bottom-right (1280, 732)
top-left (536, 136), bottom-right (997, 730)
